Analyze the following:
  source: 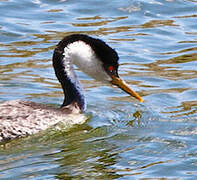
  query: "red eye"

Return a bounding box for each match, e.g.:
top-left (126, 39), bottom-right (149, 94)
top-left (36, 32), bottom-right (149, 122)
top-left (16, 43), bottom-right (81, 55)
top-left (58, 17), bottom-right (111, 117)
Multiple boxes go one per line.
top-left (108, 66), bottom-right (114, 71)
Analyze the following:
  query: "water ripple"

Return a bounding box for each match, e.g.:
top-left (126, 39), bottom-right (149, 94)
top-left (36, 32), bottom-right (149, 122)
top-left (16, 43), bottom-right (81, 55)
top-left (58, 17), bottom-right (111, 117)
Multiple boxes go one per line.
top-left (0, 0), bottom-right (197, 179)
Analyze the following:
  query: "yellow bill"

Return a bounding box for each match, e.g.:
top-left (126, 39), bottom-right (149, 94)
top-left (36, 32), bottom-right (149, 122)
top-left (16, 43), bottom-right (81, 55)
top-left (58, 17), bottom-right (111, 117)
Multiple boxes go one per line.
top-left (111, 75), bottom-right (144, 102)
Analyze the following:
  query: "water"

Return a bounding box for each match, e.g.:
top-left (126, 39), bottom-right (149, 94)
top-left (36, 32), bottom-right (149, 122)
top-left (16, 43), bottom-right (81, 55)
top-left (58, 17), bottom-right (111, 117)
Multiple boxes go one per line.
top-left (0, 0), bottom-right (197, 179)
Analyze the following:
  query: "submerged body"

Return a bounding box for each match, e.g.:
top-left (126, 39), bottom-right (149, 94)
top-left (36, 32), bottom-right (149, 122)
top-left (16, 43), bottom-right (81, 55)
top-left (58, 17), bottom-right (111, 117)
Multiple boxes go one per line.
top-left (0, 34), bottom-right (143, 142)
top-left (0, 100), bottom-right (86, 141)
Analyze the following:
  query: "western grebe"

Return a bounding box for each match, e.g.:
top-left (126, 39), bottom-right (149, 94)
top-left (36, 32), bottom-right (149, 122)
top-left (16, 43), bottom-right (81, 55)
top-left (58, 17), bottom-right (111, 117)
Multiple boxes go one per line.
top-left (0, 34), bottom-right (143, 142)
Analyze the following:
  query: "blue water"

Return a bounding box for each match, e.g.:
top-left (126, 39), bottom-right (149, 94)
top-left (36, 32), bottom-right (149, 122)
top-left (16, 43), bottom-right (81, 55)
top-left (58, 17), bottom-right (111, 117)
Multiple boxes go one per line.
top-left (0, 0), bottom-right (197, 179)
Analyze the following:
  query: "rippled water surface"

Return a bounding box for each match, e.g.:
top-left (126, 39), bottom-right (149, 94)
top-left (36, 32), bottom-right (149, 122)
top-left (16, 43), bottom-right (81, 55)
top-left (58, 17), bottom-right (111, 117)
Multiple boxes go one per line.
top-left (0, 0), bottom-right (197, 179)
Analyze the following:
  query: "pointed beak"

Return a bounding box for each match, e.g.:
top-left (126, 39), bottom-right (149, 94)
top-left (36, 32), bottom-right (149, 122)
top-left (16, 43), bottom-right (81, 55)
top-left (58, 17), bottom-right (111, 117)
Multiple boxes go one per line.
top-left (111, 75), bottom-right (144, 102)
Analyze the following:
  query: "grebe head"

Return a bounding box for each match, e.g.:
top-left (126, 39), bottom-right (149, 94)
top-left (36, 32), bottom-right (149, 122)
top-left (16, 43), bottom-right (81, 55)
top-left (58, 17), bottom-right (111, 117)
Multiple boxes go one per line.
top-left (53, 34), bottom-right (143, 111)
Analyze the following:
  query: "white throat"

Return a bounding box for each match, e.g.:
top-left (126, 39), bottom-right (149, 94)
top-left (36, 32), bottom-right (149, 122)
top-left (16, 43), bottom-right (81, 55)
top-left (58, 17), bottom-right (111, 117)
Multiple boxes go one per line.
top-left (63, 41), bottom-right (111, 82)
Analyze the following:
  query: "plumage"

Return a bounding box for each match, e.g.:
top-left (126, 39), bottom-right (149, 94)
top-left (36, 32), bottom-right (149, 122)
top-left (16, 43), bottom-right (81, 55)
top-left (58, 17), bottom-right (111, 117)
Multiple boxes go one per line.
top-left (0, 100), bottom-right (86, 141)
top-left (0, 34), bottom-right (143, 142)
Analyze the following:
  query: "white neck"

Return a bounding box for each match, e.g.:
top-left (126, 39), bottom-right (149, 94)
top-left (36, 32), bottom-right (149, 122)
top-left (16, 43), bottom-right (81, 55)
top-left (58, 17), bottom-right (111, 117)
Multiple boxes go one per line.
top-left (63, 41), bottom-right (111, 82)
